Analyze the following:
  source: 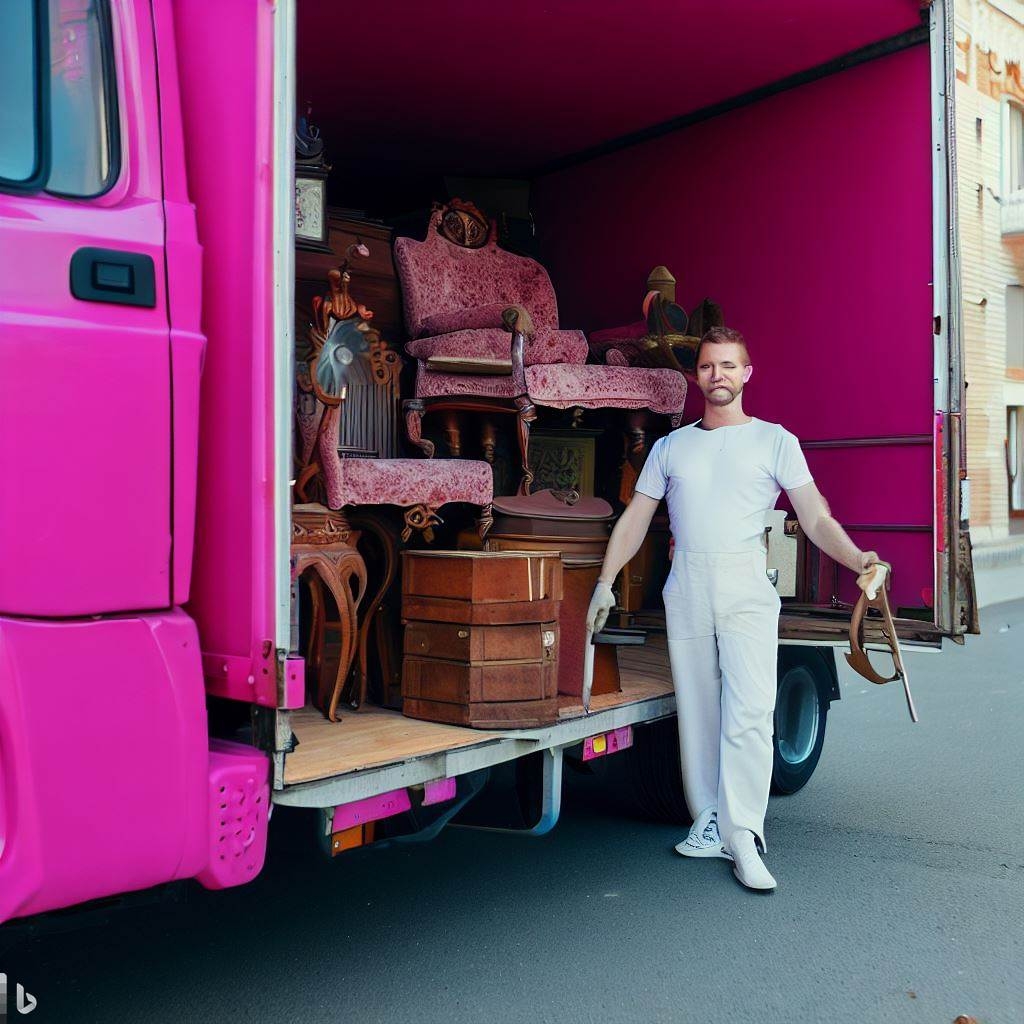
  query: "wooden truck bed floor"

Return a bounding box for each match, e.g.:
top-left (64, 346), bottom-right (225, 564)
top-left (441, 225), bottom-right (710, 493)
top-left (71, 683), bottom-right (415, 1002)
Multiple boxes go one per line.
top-left (283, 636), bottom-right (674, 787)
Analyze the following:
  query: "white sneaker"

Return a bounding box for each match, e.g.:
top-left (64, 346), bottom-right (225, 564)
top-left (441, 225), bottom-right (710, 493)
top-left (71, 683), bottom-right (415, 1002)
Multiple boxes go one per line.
top-left (727, 830), bottom-right (777, 891)
top-left (674, 808), bottom-right (732, 860)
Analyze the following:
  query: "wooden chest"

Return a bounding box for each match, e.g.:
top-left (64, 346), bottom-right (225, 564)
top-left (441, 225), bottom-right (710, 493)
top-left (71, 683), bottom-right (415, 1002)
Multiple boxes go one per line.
top-left (479, 492), bottom-right (621, 698)
top-left (401, 550), bottom-right (563, 625)
top-left (403, 621), bottom-right (559, 728)
top-left (400, 552), bottom-right (563, 728)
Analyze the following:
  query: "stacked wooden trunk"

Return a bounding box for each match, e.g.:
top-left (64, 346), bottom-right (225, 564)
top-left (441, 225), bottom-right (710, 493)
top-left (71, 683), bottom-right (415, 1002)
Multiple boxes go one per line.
top-left (401, 551), bottom-right (563, 728)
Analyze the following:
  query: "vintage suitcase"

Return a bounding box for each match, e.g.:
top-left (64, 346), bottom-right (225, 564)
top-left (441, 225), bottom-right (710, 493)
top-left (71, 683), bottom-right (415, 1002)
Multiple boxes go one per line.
top-left (401, 550), bottom-right (563, 625)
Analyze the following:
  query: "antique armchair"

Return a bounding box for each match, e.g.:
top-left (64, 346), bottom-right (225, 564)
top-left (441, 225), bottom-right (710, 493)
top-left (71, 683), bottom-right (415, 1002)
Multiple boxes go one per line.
top-left (393, 209), bottom-right (686, 494)
top-left (295, 265), bottom-right (493, 719)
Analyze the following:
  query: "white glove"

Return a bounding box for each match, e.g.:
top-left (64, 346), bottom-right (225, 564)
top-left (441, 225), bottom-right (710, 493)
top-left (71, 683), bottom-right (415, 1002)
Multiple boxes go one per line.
top-left (586, 582), bottom-right (616, 634)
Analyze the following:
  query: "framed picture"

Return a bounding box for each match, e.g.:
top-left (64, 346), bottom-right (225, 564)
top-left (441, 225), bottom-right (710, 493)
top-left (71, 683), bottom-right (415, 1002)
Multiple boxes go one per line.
top-left (295, 165), bottom-right (331, 251)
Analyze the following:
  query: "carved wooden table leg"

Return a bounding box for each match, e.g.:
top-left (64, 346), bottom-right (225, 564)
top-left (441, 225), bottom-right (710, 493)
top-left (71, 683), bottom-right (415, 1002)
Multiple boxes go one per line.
top-left (348, 510), bottom-right (401, 711)
top-left (443, 411), bottom-right (462, 458)
top-left (481, 418), bottom-right (497, 464)
top-left (291, 506), bottom-right (368, 722)
top-left (403, 399), bottom-right (435, 458)
top-left (514, 396), bottom-right (537, 496)
top-left (626, 409), bottom-right (652, 475)
top-left (477, 502), bottom-right (494, 541)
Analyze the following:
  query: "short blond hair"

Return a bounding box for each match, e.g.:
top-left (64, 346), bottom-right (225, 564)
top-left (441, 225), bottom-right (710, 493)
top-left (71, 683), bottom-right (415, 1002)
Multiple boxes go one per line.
top-left (696, 326), bottom-right (749, 366)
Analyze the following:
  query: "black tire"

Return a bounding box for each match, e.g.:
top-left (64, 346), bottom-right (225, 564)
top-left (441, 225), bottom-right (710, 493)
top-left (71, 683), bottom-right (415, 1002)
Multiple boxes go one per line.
top-left (621, 718), bottom-right (691, 825)
top-left (770, 651), bottom-right (831, 795)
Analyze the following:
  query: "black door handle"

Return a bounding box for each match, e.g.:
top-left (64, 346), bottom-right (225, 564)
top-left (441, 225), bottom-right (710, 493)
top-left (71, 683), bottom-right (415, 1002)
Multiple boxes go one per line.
top-left (70, 247), bottom-right (156, 308)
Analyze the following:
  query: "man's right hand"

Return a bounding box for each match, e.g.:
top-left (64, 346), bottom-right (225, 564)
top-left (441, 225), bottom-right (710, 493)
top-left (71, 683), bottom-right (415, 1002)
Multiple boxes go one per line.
top-left (586, 582), bottom-right (616, 634)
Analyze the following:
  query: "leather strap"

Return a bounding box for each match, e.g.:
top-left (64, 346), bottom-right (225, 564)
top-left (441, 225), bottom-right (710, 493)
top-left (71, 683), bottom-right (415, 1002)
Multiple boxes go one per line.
top-left (845, 562), bottom-right (919, 722)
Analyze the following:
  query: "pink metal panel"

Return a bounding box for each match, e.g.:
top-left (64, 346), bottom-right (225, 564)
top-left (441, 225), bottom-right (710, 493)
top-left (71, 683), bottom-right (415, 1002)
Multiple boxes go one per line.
top-left (583, 726), bottom-right (634, 761)
top-left (195, 739), bottom-right (271, 891)
top-left (423, 777), bottom-right (457, 806)
top-left (0, 610), bottom-right (209, 924)
top-left (173, 0), bottom-right (280, 701)
top-left (283, 656), bottom-right (306, 710)
top-left (154, 0), bottom-right (207, 607)
top-left (332, 790), bottom-right (412, 833)
top-left (297, 0), bottom-right (924, 176)
top-left (535, 47), bottom-right (937, 611)
top-left (0, 1), bottom-right (173, 616)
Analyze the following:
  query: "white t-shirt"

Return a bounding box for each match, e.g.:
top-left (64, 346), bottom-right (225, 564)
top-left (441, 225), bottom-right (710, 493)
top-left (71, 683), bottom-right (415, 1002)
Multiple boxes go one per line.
top-left (634, 417), bottom-right (813, 553)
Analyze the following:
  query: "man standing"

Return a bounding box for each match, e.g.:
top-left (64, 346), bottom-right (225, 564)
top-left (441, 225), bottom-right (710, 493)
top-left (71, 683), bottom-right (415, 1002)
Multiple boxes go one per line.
top-left (587, 327), bottom-right (880, 891)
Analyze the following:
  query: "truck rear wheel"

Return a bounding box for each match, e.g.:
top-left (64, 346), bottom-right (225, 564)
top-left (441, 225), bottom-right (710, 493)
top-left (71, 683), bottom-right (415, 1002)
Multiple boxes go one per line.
top-left (770, 652), bottom-right (831, 795)
top-left (622, 648), bottom-right (835, 821)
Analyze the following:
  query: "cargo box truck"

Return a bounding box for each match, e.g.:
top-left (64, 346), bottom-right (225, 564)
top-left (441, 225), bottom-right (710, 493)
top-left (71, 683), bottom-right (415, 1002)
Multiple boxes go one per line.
top-left (0, 0), bottom-right (976, 923)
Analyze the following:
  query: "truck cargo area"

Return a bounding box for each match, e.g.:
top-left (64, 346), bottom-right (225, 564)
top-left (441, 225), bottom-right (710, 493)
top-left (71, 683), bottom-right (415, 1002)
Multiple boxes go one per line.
top-left (261, 0), bottom-right (971, 799)
top-left (279, 640), bottom-right (674, 804)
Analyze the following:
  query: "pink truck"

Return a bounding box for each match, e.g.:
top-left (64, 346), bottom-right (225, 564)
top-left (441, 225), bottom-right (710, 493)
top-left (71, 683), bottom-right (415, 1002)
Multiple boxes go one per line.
top-left (0, 0), bottom-right (976, 924)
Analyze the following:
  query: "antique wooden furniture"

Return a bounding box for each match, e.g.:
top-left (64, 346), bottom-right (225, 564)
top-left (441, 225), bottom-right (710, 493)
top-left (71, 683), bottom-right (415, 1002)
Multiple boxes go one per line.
top-left (291, 504), bottom-right (367, 721)
top-left (529, 427), bottom-right (601, 496)
top-left (393, 208), bottom-right (687, 494)
top-left (294, 263), bottom-right (495, 718)
top-left (295, 210), bottom-right (403, 342)
top-left (481, 489), bottom-right (621, 698)
top-left (400, 551), bottom-right (563, 727)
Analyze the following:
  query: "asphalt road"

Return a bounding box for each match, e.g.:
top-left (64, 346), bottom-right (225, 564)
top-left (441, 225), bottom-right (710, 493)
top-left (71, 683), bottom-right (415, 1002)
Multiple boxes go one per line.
top-left (3, 600), bottom-right (1023, 1024)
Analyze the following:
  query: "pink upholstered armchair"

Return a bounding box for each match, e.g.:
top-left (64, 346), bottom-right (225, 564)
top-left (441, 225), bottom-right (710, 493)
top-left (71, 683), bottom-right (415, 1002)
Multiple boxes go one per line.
top-left (393, 210), bottom-right (686, 493)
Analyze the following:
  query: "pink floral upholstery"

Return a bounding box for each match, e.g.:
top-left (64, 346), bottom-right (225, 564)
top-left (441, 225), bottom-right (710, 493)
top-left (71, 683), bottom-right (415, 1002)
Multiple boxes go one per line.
top-left (315, 405), bottom-right (493, 510)
top-left (406, 326), bottom-right (588, 366)
top-left (325, 456), bottom-right (493, 511)
top-left (526, 364), bottom-right (686, 424)
top-left (414, 362), bottom-right (685, 424)
top-left (394, 211), bottom-right (560, 344)
top-left (395, 210), bottom-right (685, 424)
top-left (414, 362), bottom-right (525, 400)
top-left (419, 303), bottom-right (507, 336)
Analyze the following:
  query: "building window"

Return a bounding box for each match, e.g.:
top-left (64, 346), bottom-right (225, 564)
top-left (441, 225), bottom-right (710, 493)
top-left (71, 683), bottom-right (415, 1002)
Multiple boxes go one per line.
top-left (1007, 285), bottom-right (1024, 370)
top-left (1005, 102), bottom-right (1024, 196)
top-left (1009, 407), bottom-right (1024, 517)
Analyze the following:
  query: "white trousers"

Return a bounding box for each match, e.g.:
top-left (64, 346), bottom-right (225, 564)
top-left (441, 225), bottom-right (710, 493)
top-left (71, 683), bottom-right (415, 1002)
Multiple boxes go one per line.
top-left (662, 551), bottom-right (780, 852)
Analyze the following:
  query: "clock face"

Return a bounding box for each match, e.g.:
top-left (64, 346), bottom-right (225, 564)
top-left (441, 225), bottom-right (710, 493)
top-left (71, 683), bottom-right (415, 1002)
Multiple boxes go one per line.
top-left (295, 178), bottom-right (325, 240)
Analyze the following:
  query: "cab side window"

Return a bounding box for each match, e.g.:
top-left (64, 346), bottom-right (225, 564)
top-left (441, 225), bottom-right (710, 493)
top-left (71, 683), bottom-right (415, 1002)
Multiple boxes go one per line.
top-left (0, 3), bottom-right (44, 186)
top-left (48, 0), bottom-right (118, 196)
top-left (0, 0), bottom-right (119, 197)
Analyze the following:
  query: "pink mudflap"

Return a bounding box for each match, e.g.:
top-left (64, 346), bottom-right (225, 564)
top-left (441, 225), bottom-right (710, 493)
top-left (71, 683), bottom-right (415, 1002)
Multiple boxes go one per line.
top-left (195, 740), bottom-right (271, 891)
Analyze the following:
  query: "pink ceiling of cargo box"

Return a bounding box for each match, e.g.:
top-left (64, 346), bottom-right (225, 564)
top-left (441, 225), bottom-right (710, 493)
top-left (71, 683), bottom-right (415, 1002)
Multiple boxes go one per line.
top-left (297, 0), bottom-right (926, 174)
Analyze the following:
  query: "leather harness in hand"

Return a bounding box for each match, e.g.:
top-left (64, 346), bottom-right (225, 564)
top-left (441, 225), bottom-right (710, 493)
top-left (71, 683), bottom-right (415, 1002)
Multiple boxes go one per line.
top-left (845, 562), bottom-right (919, 723)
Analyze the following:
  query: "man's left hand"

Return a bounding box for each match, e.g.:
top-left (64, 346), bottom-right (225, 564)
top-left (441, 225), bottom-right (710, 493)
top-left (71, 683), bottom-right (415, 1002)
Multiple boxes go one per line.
top-left (855, 551), bottom-right (885, 595)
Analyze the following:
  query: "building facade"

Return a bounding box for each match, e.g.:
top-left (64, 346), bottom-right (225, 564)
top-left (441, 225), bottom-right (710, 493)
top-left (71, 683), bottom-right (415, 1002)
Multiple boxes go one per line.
top-left (955, 0), bottom-right (1024, 554)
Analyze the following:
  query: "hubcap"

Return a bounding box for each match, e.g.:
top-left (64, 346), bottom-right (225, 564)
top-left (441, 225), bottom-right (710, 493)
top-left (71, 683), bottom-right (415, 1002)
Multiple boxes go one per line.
top-left (775, 665), bottom-right (820, 766)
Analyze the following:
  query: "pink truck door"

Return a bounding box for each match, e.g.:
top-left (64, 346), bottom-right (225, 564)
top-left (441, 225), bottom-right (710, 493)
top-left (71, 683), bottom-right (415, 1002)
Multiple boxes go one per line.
top-left (173, 0), bottom-right (292, 707)
top-left (0, 1), bottom-right (173, 618)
